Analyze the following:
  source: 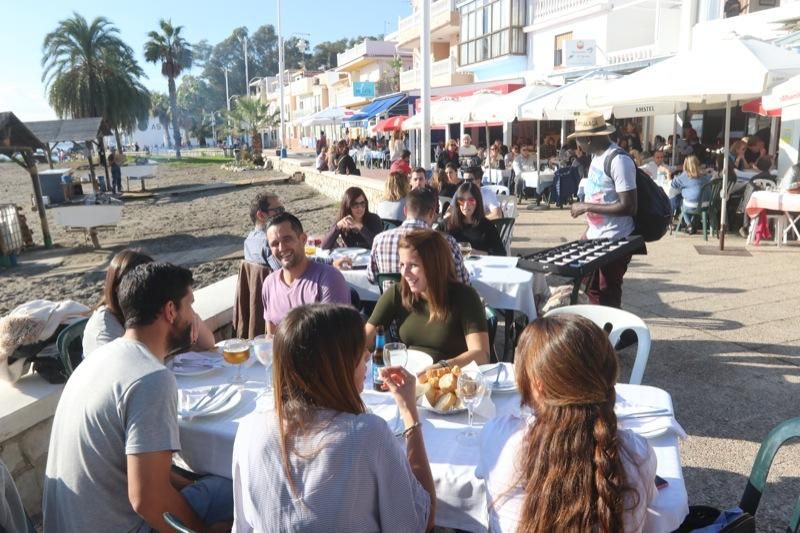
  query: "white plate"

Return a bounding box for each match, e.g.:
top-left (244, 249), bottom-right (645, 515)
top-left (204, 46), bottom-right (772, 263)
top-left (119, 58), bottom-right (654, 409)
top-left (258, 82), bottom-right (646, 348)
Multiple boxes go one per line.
top-left (418, 395), bottom-right (467, 415)
top-left (168, 353), bottom-right (223, 377)
top-left (330, 247), bottom-right (369, 259)
top-left (179, 387), bottom-right (243, 419)
top-left (480, 362), bottom-right (517, 393)
top-left (405, 349), bottom-right (434, 375)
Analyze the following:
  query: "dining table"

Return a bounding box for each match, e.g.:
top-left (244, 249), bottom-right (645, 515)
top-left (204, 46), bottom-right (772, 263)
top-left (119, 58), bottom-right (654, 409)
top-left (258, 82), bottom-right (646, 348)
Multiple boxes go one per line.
top-left (174, 359), bottom-right (689, 532)
top-left (745, 190), bottom-right (800, 247)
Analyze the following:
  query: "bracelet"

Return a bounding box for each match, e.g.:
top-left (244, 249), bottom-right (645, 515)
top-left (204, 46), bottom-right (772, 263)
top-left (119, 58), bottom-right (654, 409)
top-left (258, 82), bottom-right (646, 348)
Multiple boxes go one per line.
top-left (401, 421), bottom-right (421, 438)
top-left (438, 359), bottom-right (450, 369)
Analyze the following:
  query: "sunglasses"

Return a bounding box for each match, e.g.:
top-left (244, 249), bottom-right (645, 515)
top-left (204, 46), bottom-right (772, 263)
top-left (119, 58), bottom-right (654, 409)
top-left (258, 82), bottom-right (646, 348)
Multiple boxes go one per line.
top-left (457, 197), bottom-right (477, 205)
top-left (351, 201), bottom-right (367, 208)
top-left (264, 205), bottom-right (286, 215)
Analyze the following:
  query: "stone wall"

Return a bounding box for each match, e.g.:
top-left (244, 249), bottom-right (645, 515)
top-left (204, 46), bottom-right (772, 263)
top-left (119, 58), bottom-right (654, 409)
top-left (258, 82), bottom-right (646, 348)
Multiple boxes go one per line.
top-left (266, 156), bottom-right (385, 207)
top-left (1, 417), bottom-right (52, 522)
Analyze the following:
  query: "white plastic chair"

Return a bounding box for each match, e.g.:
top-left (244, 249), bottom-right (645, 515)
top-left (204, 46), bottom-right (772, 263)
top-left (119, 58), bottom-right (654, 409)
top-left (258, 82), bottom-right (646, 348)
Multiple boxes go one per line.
top-left (500, 195), bottom-right (517, 219)
top-left (543, 305), bottom-right (651, 385)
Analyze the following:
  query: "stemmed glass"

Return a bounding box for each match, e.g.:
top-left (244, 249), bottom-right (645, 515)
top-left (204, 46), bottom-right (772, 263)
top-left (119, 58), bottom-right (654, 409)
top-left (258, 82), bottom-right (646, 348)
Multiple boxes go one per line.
top-left (459, 242), bottom-right (473, 258)
top-left (251, 335), bottom-right (273, 392)
top-left (222, 338), bottom-right (250, 385)
top-left (383, 343), bottom-right (408, 432)
top-left (456, 368), bottom-right (487, 445)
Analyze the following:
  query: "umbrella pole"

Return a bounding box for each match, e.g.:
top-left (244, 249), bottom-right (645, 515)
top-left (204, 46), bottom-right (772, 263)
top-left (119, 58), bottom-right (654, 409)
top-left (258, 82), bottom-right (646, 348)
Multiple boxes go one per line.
top-left (536, 120), bottom-right (541, 171)
top-left (671, 112), bottom-right (678, 167)
top-left (720, 95), bottom-right (731, 251)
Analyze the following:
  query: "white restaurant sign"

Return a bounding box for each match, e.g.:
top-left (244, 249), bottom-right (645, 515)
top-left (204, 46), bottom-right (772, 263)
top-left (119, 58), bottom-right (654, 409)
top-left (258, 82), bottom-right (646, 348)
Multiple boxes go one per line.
top-left (564, 40), bottom-right (597, 67)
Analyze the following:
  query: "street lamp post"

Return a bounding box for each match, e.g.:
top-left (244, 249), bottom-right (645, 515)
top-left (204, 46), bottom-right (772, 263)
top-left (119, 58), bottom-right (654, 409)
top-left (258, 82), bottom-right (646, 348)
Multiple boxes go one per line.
top-left (239, 35), bottom-right (250, 96)
top-left (277, 0), bottom-right (286, 158)
top-left (224, 66), bottom-right (232, 149)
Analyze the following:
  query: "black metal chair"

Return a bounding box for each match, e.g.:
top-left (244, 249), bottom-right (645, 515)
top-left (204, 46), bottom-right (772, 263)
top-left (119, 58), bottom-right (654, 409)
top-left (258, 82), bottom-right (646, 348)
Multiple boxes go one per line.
top-left (56, 317), bottom-right (89, 377)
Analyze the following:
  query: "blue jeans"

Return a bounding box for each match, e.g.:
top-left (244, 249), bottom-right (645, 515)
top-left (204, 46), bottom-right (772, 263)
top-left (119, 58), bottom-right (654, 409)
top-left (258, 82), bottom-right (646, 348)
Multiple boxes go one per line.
top-left (181, 475), bottom-right (234, 525)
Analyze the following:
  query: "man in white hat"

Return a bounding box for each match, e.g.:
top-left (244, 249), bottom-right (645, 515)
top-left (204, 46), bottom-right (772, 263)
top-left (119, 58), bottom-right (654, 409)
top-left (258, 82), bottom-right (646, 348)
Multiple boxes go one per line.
top-left (568, 111), bottom-right (638, 308)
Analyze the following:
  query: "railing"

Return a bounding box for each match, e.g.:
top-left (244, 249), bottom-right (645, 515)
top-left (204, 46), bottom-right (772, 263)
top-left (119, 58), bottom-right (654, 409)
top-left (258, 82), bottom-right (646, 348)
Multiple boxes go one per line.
top-left (531, 0), bottom-right (607, 21)
top-left (399, 56), bottom-right (473, 90)
top-left (337, 41), bottom-right (369, 67)
top-left (397, 0), bottom-right (456, 38)
top-left (606, 44), bottom-right (656, 65)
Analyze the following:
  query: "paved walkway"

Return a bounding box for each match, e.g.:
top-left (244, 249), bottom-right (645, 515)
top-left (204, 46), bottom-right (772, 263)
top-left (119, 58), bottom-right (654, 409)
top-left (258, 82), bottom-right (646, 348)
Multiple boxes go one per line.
top-left (510, 204), bottom-right (800, 529)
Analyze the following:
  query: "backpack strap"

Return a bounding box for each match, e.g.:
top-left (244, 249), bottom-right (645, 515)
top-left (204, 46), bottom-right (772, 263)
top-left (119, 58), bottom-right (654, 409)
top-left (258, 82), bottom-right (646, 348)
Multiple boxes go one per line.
top-left (602, 147), bottom-right (631, 180)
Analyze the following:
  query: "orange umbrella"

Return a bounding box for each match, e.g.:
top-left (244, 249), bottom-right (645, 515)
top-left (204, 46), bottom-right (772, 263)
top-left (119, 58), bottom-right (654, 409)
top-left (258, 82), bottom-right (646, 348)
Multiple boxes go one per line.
top-left (375, 115), bottom-right (408, 132)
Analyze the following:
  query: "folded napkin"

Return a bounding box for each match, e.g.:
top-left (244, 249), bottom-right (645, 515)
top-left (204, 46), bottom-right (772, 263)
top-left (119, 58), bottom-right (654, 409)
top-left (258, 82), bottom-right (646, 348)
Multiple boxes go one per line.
top-left (178, 384), bottom-right (238, 419)
top-left (171, 352), bottom-right (224, 370)
top-left (619, 415), bottom-right (687, 439)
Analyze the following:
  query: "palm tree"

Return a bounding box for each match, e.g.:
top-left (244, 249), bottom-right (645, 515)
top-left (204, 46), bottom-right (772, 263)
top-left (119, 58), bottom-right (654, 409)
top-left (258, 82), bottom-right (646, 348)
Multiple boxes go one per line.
top-left (144, 19), bottom-right (193, 159)
top-left (227, 97), bottom-right (279, 164)
top-left (150, 92), bottom-right (172, 147)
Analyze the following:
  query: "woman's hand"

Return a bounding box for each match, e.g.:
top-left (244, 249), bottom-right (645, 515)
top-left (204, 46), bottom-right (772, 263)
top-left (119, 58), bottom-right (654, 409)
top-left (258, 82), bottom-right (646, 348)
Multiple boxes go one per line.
top-left (381, 366), bottom-right (420, 422)
top-left (336, 216), bottom-right (353, 230)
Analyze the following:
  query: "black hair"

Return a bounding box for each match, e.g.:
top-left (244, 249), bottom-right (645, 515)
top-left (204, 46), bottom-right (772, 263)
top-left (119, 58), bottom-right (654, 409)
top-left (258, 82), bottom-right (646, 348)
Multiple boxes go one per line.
top-left (405, 188), bottom-right (437, 218)
top-left (118, 263), bottom-right (194, 328)
top-left (249, 191), bottom-right (278, 224)
top-left (267, 212), bottom-right (304, 234)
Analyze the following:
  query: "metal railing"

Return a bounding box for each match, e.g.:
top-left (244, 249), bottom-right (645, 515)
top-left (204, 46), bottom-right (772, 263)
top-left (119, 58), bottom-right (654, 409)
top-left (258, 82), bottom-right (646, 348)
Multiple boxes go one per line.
top-left (397, 0), bottom-right (456, 38)
top-left (399, 56), bottom-right (472, 90)
top-left (606, 44), bottom-right (656, 64)
top-left (531, 0), bottom-right (606, 21)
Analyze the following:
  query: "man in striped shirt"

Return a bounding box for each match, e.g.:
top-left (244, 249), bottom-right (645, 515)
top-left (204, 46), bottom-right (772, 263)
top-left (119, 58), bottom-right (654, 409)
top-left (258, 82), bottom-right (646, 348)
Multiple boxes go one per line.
top-left (368, 188), bottom-right (470, 285)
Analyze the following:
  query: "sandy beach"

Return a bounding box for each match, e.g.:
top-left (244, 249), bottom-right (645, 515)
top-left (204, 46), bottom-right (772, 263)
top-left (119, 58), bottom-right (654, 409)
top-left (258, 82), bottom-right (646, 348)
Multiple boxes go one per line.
top-left (0, 159), bottom-right (338, 314)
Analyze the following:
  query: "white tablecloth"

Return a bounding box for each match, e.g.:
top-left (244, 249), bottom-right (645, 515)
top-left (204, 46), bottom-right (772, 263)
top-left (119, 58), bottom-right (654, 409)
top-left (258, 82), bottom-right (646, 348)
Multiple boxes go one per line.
top-left (484, 169), bottom-right (511, 185)
top-left (342, 255), bottom-right (542, 320)
top-left (520, 170), bottom-right (554, 191)
top-left (175, 364), bottom-right (688, 532)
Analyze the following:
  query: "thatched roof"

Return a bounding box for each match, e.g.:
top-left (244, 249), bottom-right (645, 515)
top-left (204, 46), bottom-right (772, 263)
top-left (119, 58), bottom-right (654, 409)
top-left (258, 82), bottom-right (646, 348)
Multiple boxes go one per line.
top-left (26, 117), bottom-right (104, 144)
top-left (0, 112), bottom-right (46, 154)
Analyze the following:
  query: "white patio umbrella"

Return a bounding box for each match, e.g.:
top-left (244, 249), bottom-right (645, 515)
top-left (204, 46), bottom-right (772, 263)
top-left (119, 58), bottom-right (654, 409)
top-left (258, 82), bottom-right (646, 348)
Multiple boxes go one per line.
top-left (402, 98), bottom-right (462, 131)
top-left (300, 107), bottom-right (354, 128)
top-left (471, 84), bottom-right (556, 123)
top-left (763, 72), bottom-right (800, 120)
top-left (588, 36), bottom-right (800, 250)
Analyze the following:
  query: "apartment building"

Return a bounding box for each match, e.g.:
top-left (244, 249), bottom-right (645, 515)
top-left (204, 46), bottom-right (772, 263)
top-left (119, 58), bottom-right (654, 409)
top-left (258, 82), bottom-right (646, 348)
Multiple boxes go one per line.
top-left (332, 39), bottom-right (412, 108)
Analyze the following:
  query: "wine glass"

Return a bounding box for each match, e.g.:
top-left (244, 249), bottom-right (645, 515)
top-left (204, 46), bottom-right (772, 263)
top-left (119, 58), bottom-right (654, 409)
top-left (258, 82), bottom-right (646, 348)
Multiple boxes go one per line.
top-left (251, 335), bottom-right (273, 393)
top-left (304, 237), bottom-right (317, 256)
top-left (456, 368), bottom-right (487, 445)
top-left (222, 338), bottom-right (250, 385)
top-left (459, 242), bottom-right (473, 258)
top-left (384, 342), bottom-right (408, 368)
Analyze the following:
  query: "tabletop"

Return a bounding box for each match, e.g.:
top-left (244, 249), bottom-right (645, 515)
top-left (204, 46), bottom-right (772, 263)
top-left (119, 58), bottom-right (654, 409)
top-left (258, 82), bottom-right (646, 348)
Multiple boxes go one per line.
top-left (745, 190), bottom-right (800, 218)
top-left (520, 170), bottom-right (555, 190)
top-left (174, 362), bottom-right (689, 532)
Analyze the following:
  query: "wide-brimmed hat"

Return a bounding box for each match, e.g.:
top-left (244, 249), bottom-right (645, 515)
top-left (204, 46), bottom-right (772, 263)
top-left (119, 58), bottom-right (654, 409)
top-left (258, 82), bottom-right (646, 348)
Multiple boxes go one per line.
top-left (568, 111), bottom-right (616, 139)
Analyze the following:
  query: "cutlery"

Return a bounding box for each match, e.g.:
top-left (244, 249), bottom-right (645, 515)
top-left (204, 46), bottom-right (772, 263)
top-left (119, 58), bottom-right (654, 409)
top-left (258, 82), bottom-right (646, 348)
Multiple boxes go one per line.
top-left (616, 409), bottom-right (672, 420)
top-left (492, 363), bottom-right (506, 389)
top-left (191, 384), bottom-right (228, 412)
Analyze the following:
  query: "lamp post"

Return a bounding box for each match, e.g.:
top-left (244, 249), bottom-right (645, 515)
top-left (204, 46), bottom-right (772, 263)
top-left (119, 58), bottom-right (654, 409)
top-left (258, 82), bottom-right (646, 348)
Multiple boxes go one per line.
top-left (277, 0), bottom-right (286, 158)
top-left (224, 66), bottom-right (232, 148)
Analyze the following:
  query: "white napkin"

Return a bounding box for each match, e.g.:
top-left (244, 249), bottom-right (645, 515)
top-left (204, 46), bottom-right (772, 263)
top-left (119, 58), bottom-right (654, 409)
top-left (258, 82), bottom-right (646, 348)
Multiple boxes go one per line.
top-left (171, 352), bottom-right (224, 369)
top-left (178, 385), bottom-right (238, 419)
top-left (619, 415), bottom-right (687, 439)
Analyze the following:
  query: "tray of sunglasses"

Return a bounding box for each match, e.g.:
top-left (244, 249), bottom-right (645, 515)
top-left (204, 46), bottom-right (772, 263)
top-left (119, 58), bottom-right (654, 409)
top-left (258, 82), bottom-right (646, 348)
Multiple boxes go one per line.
top-left (517, 236), bottom-right (644, 278)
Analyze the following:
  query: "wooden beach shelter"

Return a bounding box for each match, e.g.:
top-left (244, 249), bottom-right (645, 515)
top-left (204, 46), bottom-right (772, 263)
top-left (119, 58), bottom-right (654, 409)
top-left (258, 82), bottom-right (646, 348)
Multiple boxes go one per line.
top-left (0, 112), bottom-right (54, 248)
top-left (26, 117), bottom-right (105, 191)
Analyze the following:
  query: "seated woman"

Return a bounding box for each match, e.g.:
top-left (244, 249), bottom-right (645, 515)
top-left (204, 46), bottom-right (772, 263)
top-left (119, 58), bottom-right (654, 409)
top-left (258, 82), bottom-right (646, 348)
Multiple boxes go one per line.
top-left (483, 144), bottom-right (506, 172)
top-left (376, 171), bottom-right (409, 221)
top-left (322, 187), bottom-right (383, 250)
top-left (670, 155), bottom-right (711, 230)
top-left (439, 163), bottom-right (462, 198)
top-left (82, 249), bottom-right (215, 356)
top-left (447, 183), bottom-right (506, 256)
top-left (232, 304), bottom-right (435, 532)
top-left (476, 315), bottom-right (657, 532)
top-left (366, 229), bottom-right (489, 369)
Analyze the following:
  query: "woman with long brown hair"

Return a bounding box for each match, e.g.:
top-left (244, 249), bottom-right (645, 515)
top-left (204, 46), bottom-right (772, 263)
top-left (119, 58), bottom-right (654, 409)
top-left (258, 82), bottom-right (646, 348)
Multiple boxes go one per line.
top-left (446, 182), bottom-right (505, 256)
top-left (476, 314), bottom-right (656, 532)
top-left (82, 249), bottom-right (214, 356)
top-left (321, 186), bottom-right (383, 250)
top-left (366, 229), bottom-right (489, 370)
top-left (232, 304), bottom-right (435, 531)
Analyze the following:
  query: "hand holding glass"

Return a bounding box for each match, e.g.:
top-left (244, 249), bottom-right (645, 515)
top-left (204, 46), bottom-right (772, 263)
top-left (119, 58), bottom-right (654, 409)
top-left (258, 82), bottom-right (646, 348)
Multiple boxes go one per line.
top-left (457, 369), bottom-right (487, 444)
top-left (384, 342), bottom-right (408, 368)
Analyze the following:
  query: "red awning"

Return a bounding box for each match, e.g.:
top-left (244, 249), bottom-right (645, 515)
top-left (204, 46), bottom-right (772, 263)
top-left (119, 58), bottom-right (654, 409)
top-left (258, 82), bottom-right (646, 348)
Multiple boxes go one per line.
top-left (742, 98), bottom-right (781, 117)
top-left (374, 115), bottom-right (408, 132)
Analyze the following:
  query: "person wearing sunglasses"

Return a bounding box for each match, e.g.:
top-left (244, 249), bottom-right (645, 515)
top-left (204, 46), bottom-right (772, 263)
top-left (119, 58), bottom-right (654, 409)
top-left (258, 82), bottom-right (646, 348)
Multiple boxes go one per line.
top-left (321, 187), bottom-right (383, 250)
top-left (446, 182), bottom-right (506, 256)
top-left (462, 168), bottom-right (503, 220)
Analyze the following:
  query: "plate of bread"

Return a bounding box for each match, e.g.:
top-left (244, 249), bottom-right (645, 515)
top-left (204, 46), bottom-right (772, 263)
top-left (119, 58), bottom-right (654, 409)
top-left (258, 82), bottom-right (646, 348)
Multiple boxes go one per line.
top-left (416, 365), bottom-right (467, 415)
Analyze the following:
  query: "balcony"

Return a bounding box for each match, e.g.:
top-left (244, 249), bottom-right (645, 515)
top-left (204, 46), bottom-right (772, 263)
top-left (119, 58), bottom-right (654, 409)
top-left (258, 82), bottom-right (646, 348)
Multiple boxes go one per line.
top-left (289, 77), bottom-right (315, 95)
top-left (394, 0), bottom-right (460, 49)
top-left (527, 0), bottom-right (611, 30)
top-left (399, 56), bottom-right (475, 91)
top-left (337, 40), bottom-right (401, 71)
top-left (606, 44), bottom-right (657, 65)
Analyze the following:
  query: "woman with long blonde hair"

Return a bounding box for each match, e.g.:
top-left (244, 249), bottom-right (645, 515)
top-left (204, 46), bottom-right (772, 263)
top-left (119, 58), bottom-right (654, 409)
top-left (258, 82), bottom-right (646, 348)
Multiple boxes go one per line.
top-left (376, 171), bottom-right (410, 220)
top-left (476, 315), bottom-right (656, 532)
top-left (232, 304), bottom-right (435, 531)
top-left (670, 154), bottom-right (711, 232)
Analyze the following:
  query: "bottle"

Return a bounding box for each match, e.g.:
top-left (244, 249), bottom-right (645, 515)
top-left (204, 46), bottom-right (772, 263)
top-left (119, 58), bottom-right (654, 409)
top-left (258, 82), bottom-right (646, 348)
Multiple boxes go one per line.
top-left (372, 326), bottom-right (386, 391)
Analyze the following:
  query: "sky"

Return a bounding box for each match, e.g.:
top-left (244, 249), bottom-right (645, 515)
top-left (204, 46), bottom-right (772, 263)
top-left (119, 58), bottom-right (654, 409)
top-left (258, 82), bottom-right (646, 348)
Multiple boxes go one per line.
top-left (0, 0), bottom-right (412, 121)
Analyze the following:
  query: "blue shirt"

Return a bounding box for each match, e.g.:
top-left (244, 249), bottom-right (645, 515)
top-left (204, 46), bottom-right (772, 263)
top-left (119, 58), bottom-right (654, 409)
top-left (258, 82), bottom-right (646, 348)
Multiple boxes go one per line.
top-left (671, 172), bottom-right (710, 208)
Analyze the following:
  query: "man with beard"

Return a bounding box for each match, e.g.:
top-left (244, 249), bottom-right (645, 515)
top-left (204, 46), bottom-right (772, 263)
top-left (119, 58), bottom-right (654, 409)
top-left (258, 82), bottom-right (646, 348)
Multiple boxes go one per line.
top-left (262, 212), bottom-right (351, 334)
top-left (43, 263), bottom-right (233, 532)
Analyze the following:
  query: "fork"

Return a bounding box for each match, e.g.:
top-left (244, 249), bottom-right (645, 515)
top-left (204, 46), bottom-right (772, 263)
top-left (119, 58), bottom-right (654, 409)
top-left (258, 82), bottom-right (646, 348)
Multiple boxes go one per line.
top-left (492, 363), bottom-right (506, 390)
top-left (189, 385), bottom-right (223, 412)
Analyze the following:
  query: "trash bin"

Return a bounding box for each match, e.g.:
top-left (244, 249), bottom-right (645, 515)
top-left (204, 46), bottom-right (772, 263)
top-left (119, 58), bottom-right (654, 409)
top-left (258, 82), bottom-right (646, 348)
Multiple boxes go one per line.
top-left (280, 148), bottom-right (287, 158)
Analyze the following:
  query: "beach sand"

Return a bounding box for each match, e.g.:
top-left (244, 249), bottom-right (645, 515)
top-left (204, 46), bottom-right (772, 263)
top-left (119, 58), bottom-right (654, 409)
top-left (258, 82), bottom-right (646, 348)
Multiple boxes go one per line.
top-left (0, 160), bottom-right (338, 314)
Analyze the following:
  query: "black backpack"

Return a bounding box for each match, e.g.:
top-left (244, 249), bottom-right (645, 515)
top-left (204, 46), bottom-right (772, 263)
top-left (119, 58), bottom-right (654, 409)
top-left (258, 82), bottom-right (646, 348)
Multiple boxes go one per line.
top-left (604, 148), bottom-right (672, 242)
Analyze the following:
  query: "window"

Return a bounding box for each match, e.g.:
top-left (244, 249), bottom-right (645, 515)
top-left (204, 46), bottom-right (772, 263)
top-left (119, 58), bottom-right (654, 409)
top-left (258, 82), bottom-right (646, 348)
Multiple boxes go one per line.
top-left (554, 31), bottom-right (573, 67)
top-left (458, 0), bottom-right (527, 66)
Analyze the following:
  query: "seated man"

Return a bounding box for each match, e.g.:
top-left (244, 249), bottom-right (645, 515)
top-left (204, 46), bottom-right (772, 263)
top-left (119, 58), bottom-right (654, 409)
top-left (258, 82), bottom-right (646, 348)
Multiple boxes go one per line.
top-left (43, 263), bottom-right (233, 532)
top-left (409, 167), bottom-right (428, 191)
top-left (368, 188), bottom-right (470, 285)
top-left (511, 145), bottom-right (537, 197)
top-left (262, 212), bottom-right (351, 333)
top-left (640, 149), bottom-right (672, 187)
top-left (462, 168), bottom-right (503, 220)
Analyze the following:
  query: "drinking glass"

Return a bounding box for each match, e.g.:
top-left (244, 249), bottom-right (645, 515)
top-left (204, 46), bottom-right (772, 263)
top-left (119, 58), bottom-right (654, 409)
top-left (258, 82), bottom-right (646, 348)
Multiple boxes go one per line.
top-left (304, 237), bottom-right (317, 256)
top-left (456, 368), bottom-right (487, 444)
top-left (222, 338), bottom-right (250, 385)
top-left (459, 242), bottom-right (473, 258)
top-left (251, 335), bottom-right (273, 393)
top-left (384, 342), bottom-right (408, 368)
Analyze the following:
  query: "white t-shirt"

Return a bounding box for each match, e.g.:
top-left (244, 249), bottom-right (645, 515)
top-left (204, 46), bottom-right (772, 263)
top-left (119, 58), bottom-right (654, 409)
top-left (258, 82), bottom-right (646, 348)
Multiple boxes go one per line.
top-left (389, 139), bottom-right (406, 161)
top-left (476, 414), bottom-right (657, 533)
top-left (584, 144), bottom-right (637, 239)
top-left (82, 305), bottom-right (125, 357)
top-left (232, 409), bottom-right (430, 532)
top-left (43, 338), bottom-right (180, 532)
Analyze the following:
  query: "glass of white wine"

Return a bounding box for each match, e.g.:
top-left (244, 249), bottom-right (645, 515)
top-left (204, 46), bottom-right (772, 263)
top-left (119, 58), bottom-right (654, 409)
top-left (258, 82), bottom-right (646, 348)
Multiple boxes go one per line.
top-left (384, 342), bottom-right (408, 368)
top-left (459, 242), bottom-right (473, 258)
top-left (456, 368), bottom-right (486, 445)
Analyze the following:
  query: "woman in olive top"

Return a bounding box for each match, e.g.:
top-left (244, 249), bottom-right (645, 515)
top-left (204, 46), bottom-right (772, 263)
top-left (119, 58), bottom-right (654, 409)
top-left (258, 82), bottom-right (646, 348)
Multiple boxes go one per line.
top-left (447, 183), bottom-right (506, 256)
top-left (365, 229), bottom-right (489, 373)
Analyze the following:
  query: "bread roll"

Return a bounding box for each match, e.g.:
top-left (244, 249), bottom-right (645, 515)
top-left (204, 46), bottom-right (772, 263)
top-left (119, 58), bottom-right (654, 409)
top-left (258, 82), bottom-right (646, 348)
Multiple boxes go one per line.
top-left (438, 372), bottom-right (456, 393)
top-left (426, 386), bottom-right (442, 407)
top-left (435, 392), bottom-right (458, 411)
